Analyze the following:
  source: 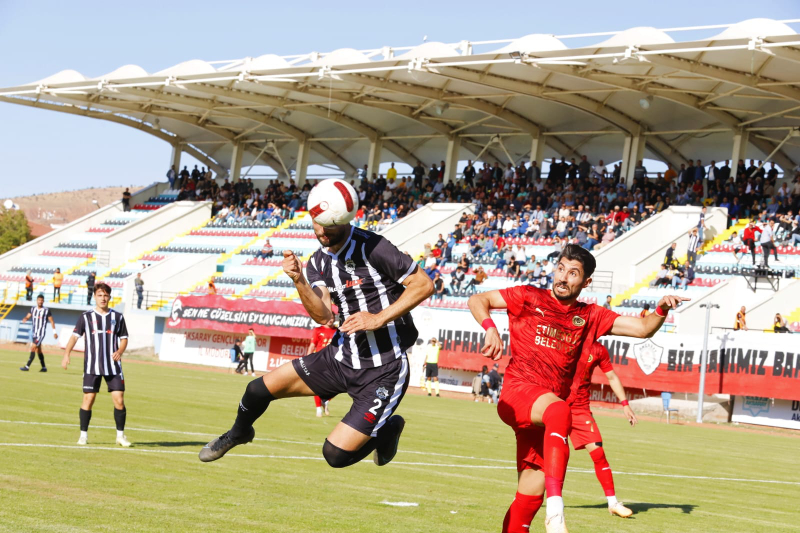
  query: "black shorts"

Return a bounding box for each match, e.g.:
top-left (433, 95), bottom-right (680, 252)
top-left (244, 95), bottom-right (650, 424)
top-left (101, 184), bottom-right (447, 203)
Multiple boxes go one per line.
top-left (31, 336), bottom-right (44, 347)
top-left (292, 345), bottom-right (409, 437)
top-left (83, 373), bottom-right (125, 393)
top-left (425, 363), bottom-right (439, 378)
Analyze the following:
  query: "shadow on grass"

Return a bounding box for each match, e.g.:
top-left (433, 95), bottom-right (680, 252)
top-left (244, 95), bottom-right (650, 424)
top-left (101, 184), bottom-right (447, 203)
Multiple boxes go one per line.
top-left (568, 502), bottom-right (697, 515)
top-left (133, 441), bottom-right (207, 448)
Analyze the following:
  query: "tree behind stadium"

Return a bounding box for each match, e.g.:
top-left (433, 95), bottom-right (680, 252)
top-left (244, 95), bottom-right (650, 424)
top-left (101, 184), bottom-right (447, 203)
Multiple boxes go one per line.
top-left (0, 208), bottom-right (32, 254)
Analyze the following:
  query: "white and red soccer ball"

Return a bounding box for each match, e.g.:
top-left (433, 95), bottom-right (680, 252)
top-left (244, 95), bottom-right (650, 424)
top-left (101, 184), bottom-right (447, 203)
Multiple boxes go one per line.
top-left (307, 178), bottom-right (359, 226)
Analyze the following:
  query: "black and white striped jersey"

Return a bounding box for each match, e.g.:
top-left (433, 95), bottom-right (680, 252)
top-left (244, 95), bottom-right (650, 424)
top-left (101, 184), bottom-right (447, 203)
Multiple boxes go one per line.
top-left (72, 309), bottom-right (129, 376)
top-left (305, 226), bottom-right (419, 369)
top-left (688, 233), bottom-right (700, 253)
top-left (30, 306), bottom-right (52, 341)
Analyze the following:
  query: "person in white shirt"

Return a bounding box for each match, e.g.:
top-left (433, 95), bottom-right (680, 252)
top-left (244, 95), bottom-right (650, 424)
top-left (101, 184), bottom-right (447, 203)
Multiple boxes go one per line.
top-left (502, 216), bottom-right (515, 235)
top-left (504, 163), bottom-right (515, 180)
top-left (759, 219), bottom-right (779, 267)
top-left (514, 245), bottom-right (527, 266)
top-left (592, 160), bottom-right (607, 179)
top-left (730, 231), bottom-right (744, 263)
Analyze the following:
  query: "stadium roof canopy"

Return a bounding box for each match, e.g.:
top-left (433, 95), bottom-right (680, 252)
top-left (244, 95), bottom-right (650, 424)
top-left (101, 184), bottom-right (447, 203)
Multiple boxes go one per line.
top-left (2, 18), bottom-right (800, 183)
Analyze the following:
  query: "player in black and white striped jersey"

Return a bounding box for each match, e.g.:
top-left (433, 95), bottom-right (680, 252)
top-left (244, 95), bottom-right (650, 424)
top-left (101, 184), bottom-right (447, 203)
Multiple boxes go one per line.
top-left (19, 294), bottom-right (57, 372)
top-left (200, 222), bottom-right (434, 468)
top-left (62, 282), bottom-right (131, 447)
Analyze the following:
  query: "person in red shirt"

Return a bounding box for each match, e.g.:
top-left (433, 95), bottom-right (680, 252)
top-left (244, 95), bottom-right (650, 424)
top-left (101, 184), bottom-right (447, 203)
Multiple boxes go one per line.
top-left (469, 244), bottom-right (687, 533)
top-left (307, 317), bottom-right (338, 417)
top-left (567, 342), bottom-right (637, 519)
top-left (741, 221), bottom-right (761, 265)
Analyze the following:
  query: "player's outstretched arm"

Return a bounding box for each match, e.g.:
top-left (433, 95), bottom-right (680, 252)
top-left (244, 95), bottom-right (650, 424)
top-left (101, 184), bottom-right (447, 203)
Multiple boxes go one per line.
top-left (605, 370), bottom-right (637, 426)
top-left (340, 266), bottom-right (433, 334)
top-left (282, 250), bottom-right (333, 325)
top-left (610, 294), bottom-right (690, 338)
top-left (468, 290), bottom-right (507, 361)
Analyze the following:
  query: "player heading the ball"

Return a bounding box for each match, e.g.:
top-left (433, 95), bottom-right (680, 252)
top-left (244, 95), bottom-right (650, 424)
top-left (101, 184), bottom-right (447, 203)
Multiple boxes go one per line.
top-left (199, 178), bottom-right (434, 469)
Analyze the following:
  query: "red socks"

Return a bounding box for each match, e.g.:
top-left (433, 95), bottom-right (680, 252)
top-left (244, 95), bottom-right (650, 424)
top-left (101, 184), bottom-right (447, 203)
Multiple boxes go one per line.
top-left (542, 401), bottom-right (572, 498)
top-left (502, 492), bottom-right (544, 533)
top-left (589, 447), bottom-right (616, 497)
top-left (314, 396), bottom-right (323, 408)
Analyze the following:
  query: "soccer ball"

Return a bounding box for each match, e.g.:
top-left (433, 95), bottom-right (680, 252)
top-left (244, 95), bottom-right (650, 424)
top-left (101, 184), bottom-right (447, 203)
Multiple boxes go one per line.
top-left (307, 178), bottom-right (358, 227)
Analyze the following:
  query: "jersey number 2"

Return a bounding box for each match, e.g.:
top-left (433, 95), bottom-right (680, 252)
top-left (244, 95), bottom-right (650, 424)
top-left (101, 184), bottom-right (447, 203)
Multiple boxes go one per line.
top-left (369, 399), bottom-right (382, 415)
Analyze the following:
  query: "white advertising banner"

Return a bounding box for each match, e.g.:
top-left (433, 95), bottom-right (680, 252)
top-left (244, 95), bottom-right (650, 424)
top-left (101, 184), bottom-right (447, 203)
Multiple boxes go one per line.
top-left (732, 397), bottom-right (800, 430)
top-left (160, 329), bottom-right (271, 371)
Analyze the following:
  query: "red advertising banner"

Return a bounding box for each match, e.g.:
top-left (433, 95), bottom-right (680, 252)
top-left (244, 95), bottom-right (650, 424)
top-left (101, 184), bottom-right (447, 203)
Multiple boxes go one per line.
top-left (166, 295), bottom-right (315, 339)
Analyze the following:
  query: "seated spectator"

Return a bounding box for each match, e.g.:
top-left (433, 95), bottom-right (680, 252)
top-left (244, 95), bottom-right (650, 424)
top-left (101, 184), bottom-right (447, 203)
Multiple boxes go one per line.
top-left (464, 266), bottom-right (487, 293)
top-left (652, 264), bottom-right (671, 287)
top-left (432, 272), bottom-right (445, 300)
top-left (774, 313), bottom-right (790, 333)
top-left (450, 266), bottom-right (465, 291)
top-left (506, 257), bottom-right (521, 282)
top-left (256, 239), bottom-right (273, 260)
top-left (457, 253), bottom-right (471, 272)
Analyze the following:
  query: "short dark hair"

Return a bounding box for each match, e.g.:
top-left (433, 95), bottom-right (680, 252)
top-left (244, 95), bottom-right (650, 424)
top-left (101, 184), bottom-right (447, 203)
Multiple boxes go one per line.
top-left (37, 294), bottom-right (44, 300)
top-left (94, 283), bottom-right (112, 296)
top-left (557, 244), bottom-right (596, 279)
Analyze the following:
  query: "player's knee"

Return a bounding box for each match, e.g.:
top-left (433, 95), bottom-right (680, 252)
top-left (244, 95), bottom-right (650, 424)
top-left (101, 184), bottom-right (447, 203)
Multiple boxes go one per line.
top-left (322, 439), bottom-right (356, 469)
top-left (543, 400), bottom-right (572, 427)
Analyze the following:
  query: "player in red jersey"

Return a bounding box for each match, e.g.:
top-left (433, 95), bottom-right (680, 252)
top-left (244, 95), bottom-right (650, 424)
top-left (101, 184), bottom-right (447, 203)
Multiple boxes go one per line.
top-left (468, 244), bottom-right (688, 533)
top-left (307, 318), bottom-right (338, 417)
top-left (567, 342), bottom-right (636, 519)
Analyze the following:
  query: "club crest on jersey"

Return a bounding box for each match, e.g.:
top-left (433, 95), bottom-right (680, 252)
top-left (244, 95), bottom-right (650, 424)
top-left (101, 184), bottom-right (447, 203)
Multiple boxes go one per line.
top-left (572, 316), bottom-right (586, 327)
top-left (376, 386), bottom-right (389, 400)
top-left (344, 259), bottom-right (356, 274)
top-left (633, 339), bottom-right (664, 375)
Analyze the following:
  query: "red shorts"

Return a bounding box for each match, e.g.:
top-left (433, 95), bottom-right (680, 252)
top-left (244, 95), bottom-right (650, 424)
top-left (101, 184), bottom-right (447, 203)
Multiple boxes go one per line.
top-left (497, 378), bottom-right (554, 472)
top-left (568, 407), bottom-right (602, 450)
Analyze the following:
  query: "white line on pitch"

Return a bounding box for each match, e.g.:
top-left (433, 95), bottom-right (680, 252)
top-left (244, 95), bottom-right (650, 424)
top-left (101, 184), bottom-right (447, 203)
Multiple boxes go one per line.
top-left (0, 442), bottom-right (799, 486)
top-left (0, 419), bottom-right (514, 464)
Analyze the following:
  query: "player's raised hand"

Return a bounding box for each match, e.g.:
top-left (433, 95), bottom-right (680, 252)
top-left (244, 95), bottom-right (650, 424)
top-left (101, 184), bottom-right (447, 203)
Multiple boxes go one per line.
top-left (481, 327), bottom-right (503, 361)
top-left (657, 294), bottom-right (691, 312)
top-left (340, 312), bottom-right (382, 334)
top-left (623, 404), bottom-right (637, 427)
top-left (282, 250), bottom-right (303, 283)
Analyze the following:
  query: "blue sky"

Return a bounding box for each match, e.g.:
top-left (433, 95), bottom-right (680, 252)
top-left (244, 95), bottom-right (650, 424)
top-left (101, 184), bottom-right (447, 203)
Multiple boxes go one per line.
top-left (1, 0), bottom-right (797, 197)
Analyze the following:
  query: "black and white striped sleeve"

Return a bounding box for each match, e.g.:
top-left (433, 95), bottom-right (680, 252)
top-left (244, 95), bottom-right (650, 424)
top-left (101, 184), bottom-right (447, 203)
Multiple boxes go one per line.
top-left (116, 314), bottom-right (129, 340)
top-left (305, 254), bottom-right (326, 289)
top-left (72, 314), bottom-right (86, 337)
top-left (367, 236), bottom-right (417, 284)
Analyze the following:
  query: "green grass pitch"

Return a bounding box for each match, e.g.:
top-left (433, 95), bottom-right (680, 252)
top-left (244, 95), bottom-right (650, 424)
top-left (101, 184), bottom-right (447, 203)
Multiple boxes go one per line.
top-left (0, 349), bottom-right (798, 532)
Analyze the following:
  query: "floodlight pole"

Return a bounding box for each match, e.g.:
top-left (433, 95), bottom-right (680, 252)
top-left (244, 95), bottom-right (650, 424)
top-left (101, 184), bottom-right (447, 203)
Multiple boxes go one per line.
top-left (696, 303), bottom-right (720, 423)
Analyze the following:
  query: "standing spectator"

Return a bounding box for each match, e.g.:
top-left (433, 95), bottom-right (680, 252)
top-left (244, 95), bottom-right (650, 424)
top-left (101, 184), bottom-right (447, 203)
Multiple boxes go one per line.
top-left (742, 221), bottom-right (759, 265)
top-left (424, 338), bottom-right (441, 397)
top-left (413, 161), bottom-right (425, 189)
top-left (603, 295), bottom-right (612, 310)
top-left (687, 228), bottom-right (700, 265)
top-left (633, 160), bottom-right (647, 181)
top-left (134, 273), bottom-right (145, 309)
top-left (759, 219), bottom-right (779, 267)
top-left (25, 270), bottom-right (34, 301)
top-left (578, 155), bottom-right (591, 180)
top-left (487, 363), bottom-right (501, 404)
top-left (697, 206), bottom-right (708, 242)
top-left (241, 328), bottom-right (256, 377)
top-left (122, 188), bottom-right (132, 212)
top-left (462, 160), bottom-right (476, 187)
top-left (86, 272), bottom-right (96, 305)
top-left (53, 268), bottom-right (63, 303)
top-left (774, 313), bottom-right (789, 333)
top-left (664, 242), bottom-right (678, 267)
top-left (167, 165), bottom-right (177, 189)
top-left (208, 279), bottom-right (217, 295)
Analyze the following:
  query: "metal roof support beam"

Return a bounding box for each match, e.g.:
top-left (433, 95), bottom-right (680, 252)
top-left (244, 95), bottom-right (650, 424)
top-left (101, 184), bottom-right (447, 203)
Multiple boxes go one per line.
top-left (731, 130), bottom-right (750, 170)
top-left (443, 137), bottom-right (461, 184)
top-left (530, 134), bottom-right (546, 169)
top-left (367, 139), bottom-right (383, 182)
top-left (622, 131), bottom-right (645, 188)
top-left (230, 142), bottom-right (244, 182)
top-left (170, 141), bottom-right (182, 175)
top-left (295, 139), bottom-right (311, 187)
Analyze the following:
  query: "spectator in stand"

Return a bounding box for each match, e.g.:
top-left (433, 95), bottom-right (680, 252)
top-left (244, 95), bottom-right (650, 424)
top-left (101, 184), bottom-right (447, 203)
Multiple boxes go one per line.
top-left (450, 266), bottom-right (465, 292)
top-left (603, 295), bottom-right (612, 310)
top-left (25, 270), bottom-right (34, 301)
top-left (742, 221), bottom-right (759, 265)
top-left (730, 231), bottom-right (745, 263)
top-left (759, 219), bottom-right (779, 267)
top-left (640, 303), bottom-right (651, 317)
top-left (734, 306), bottom-right (748, 331)
top-left (53, 268), bottom-right (63, 303)
top-left (506, 257), bottom-right (521, 282)
top-left (86, 272), bottom-right (95, 305)
top-left (256, 239), bottom-right (274, 260)
top-left (687, 227), bottom-right (700, 265)
top-left (167, 165), bottom-right (177, 188)
top-left (774, 313), bottom-right (789, 333)
top-left (432, 272), bottom-right (445, 301)
top-left (664, 242), bottom-right (678, 267)
top-left (672, 263), bottom-right (694, 290)
top-left (208, 279), bottom-right (217, 295)
top-left (634, 160), bottom-right (647, 181)
top-left (122, 188), bottom-right (132, 212)
top-left (464, 266), bottom-right (487, 293)
top-left (134, 273), bottom-right (144, 309)
top-left (578, 155), bottom-right (591, 180)
top-left (652, 264), bottom-right (670, 287)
